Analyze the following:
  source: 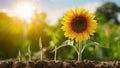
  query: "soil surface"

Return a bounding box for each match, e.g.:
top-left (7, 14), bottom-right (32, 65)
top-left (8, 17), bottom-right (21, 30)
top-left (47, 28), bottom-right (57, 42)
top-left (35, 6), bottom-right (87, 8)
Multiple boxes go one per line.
top-left (0, 60), bottom-right (120, 68)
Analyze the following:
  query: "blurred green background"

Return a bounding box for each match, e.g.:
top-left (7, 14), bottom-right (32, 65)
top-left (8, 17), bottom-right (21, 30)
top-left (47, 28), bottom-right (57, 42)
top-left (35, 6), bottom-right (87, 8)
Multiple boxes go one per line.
top-left (0, 1), bottom-right (120, 60)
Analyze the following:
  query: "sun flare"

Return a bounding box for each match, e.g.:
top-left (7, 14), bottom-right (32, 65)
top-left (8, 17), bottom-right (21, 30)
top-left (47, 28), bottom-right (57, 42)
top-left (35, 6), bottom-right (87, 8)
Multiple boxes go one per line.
top-left (14, 3), bottom-right (35, 23)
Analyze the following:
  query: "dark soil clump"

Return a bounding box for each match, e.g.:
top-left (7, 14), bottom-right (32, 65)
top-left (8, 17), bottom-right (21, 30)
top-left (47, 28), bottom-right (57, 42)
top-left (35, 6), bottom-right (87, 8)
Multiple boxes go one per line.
top-left (13, 61), bottom-right (26, 68)
top-left (35, 61), bottom-right (49, 68)
top-left (0, 60), bottom-right (120, 68)
top-left (0, 62), bottom-right (9, 68)
top-left (48, 61), bottom-right (63, 68)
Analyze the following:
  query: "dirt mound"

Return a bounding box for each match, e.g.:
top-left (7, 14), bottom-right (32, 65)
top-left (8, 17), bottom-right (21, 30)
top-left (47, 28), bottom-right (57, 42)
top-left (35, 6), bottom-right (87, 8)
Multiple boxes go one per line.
top-left (0, 60), bottom-right (120, 68)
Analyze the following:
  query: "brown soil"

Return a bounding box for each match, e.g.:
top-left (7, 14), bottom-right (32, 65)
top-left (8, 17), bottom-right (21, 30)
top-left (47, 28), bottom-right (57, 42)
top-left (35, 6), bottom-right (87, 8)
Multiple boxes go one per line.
top-left (0, 60), bottom-right (120, 68)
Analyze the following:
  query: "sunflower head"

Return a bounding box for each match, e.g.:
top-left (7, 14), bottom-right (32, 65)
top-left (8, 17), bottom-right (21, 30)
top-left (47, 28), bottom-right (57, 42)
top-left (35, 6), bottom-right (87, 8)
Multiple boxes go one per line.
top-left (61, 7), bottom-right (97, 41)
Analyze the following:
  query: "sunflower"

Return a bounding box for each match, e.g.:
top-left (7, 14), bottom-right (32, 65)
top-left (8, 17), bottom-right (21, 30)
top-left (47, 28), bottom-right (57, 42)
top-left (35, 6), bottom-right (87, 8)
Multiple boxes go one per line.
top-left (62, 7), bottom-right (97, 41)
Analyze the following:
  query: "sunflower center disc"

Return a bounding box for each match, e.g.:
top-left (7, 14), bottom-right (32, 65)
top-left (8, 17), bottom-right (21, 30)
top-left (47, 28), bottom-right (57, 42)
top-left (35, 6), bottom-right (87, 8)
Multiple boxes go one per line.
top-left (71, 16), bottom-right (87, 33)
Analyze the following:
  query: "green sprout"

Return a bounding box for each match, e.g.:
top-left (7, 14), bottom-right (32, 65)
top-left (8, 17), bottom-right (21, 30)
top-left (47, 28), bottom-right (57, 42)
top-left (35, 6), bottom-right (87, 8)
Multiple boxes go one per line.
top-left (54, 46), bottom-right (57, 61)
top-left (17, 49), bottom-right (21, 62)
top-left (28, 44), bottom-right (31, 61)
top-left (39, 37), bottom-right (43, 61)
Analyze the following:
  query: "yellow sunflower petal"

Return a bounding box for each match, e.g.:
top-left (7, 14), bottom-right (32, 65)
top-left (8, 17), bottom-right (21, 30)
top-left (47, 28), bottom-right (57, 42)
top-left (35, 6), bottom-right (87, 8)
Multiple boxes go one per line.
top-left (67, 9), bottom-right (74, 17)
top-left (75, 7), bottom-right (80, 14)
top-left (76, 35), bottom-right (82, 42)
top-left (63, 15), bottom-right (71, 21)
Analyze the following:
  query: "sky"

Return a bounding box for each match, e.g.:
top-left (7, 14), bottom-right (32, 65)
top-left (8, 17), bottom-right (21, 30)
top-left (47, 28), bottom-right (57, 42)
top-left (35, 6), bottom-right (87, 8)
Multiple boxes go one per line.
top-left (0, 0), bottom-right (120, 25)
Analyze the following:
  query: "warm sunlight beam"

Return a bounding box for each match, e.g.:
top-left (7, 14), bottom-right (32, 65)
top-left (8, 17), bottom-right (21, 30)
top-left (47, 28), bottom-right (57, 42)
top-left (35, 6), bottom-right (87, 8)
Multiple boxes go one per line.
top-left (14, 3), bottom-right (35, 23)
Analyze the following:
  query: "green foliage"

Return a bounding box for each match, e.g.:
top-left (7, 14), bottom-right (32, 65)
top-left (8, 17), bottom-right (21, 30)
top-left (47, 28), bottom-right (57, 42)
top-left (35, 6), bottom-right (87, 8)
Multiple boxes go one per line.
top-left (94, 22), bottom-right (120, 60)
top-left (0, 11), bottom-right (50, 59)
top-left (95, 2), bottom-right (120, 24)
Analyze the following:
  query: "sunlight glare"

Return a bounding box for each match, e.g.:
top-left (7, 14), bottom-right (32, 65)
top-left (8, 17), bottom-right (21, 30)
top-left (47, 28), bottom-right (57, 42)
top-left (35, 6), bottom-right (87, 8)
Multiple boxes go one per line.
top-left (14, 3), bottom-right (35, 23)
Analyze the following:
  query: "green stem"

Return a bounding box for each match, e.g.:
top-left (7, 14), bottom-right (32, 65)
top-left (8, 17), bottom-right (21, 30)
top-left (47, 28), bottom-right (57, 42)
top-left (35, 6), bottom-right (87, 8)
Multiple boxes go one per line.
top-left (18, 50), bottom-right (21, 62)
top-left (54, 46), bottom-right (57, 61)
top-left (78, 41), bottom-right (82, 61)
top-left (29, 55), bottom-right (31, 61)
top-left (28, 45), bottom-right (31, 61)
top-left (40, 50), bottom-right (42, 61)
top-left (81, 41), bottom-right (86, 55)
top-left (39, 38), bottom-right (43, 61)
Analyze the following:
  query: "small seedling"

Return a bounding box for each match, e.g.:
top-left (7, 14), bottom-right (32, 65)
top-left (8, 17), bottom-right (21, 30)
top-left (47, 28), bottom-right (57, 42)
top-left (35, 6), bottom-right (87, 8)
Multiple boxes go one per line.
top-left (17, 49), bottom-right (21, 62)
top-left (54, 46), bottom-right (57, 61)
top-left (39, 37), bottom-right (43, 61)
top-left (28, 44), bottom-right (31, 61)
